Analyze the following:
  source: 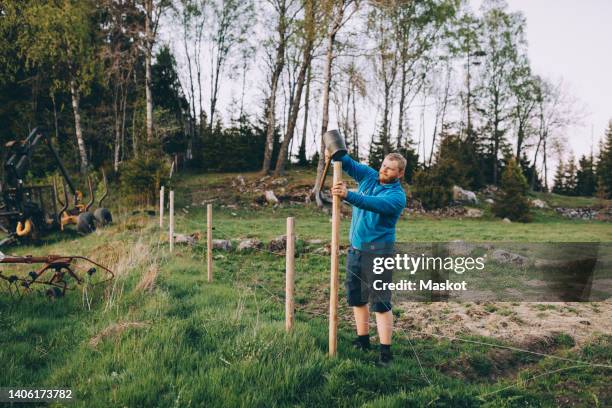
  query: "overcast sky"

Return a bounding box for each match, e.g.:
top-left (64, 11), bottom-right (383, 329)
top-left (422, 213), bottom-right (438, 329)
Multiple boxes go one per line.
top-left (472, 0), bottom-right (612, 160)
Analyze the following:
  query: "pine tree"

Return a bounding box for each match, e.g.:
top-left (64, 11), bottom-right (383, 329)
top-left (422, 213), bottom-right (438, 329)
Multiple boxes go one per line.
top-left (576, 154), bottom-right (596, 196)
top-left (552, 161), bottom-right (565, 194)
top-left (595, 177), bottom-right (608, 207)
top-left (368, 131), bottom-right (385, 170)
top-left (564, 153), bottom-right (578, 195)
top-left (492, 158), bottom-right (531, 222)
top-left (596, 121), bottom-right (612, 198)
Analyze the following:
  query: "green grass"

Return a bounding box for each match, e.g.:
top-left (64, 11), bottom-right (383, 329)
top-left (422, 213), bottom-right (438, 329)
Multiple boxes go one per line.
top-left (1, 170), bottom-right (611, 407)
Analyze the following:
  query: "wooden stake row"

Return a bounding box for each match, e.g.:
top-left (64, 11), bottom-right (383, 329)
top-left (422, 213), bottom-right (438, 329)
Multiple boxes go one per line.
top-left (159, 159), bottom-right (341, 357)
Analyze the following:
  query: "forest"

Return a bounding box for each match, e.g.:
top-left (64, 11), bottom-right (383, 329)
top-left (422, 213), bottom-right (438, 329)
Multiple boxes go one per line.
top-left (1, 0), bottom-right (611, 207)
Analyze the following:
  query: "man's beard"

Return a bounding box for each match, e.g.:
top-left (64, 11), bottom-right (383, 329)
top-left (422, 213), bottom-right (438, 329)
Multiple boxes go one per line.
top-left (379, 174), bottom-right (398, 184)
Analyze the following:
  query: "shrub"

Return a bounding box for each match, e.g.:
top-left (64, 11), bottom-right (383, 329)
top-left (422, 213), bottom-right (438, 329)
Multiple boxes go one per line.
top-left (492, 158), bottom-right (531, 222)
top-left (412, 169), bottom-right (453, 210)
top-left (120, 154), bottom-right (170, 206)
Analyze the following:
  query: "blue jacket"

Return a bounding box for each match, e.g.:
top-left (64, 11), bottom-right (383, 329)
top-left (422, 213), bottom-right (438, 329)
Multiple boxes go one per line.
top-left (335, 154), bottom-right (406, 250)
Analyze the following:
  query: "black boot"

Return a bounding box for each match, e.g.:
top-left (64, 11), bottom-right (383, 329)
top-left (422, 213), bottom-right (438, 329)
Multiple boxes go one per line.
top-left (377, 344), bottom-right (393, 367)
top-left (351, 334), bottom-right (371, 351)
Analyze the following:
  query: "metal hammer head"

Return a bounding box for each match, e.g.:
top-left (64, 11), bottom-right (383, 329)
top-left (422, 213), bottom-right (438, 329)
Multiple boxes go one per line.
top-left (323, 129), bottom-right (348, 160)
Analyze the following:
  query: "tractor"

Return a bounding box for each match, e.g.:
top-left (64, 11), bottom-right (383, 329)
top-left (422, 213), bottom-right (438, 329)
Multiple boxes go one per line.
top-left (0, 128), bottom-right (112, 247)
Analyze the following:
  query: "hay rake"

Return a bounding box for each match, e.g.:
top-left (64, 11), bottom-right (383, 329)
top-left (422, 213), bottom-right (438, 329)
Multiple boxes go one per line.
top-left (0, 251), bottom-right (114, 298)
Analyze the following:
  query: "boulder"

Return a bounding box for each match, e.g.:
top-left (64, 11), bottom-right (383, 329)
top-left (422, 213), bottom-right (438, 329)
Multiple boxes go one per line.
top-left (502, 218), bottom-right (511, 223)
top-left (490, 249), bottom-right (529, 267)
top-left (485, 198), bottom-right (494, 204)
top-left (271, 177), bottom-right (288, 186)
top-left (268, 235), bottom-right (287, 252)
top-left (530, 199), bottom-right (548, 209)
top-left (452, 186), bottom-right (479, 204)
top-left (232, 175), bottom-right (246, 187)
top-left (264, 190), bottom-right (279, 205)
top-left (237, 238), bottom-right (263, 252)
top-left (212, 239), bottom-right (232, 251)
top-left (173, 232), bottom-right (200, 246)
top-left (465, 208), bottom-right (483, 218)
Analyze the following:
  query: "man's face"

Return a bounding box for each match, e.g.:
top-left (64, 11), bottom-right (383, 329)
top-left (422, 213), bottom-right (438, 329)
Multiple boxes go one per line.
top-left (379, 158), bottom-right (404, 184)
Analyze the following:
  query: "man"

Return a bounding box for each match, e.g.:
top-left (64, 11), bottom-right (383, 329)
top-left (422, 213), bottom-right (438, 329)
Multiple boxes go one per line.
top-left (328, 150), bottom-right (407, 366)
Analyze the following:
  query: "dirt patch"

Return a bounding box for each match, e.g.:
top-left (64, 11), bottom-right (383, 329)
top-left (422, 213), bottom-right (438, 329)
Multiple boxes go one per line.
top-left (395, 300), bottom-right (612, 347)
top-left (89, 321), bottom-right (149, 348)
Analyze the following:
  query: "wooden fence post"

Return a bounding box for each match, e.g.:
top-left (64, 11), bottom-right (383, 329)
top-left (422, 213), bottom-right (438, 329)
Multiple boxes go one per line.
top-left (207, 204), bottom-right (213, 282)
top-left (169, 190), bottom-right (174, 252)
top-left (329, 161), bottom-right (342, 356)
top-left (159, 186), bottom-right (165, 228)
top-left (285, 217), bottom-right (295, 332)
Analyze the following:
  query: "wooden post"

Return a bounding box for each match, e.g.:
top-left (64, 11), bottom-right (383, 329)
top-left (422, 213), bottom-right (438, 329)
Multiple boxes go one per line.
top-left (329, 161), bottom-right (342, 356)
top-left (169, 190), bottom-right (174, 252)
top-left (285, 217), bottom-right (295, 332)
top-left (207, 204), bottom-right (213, 282)
top-left (159, 186), bottom-right (165, 228)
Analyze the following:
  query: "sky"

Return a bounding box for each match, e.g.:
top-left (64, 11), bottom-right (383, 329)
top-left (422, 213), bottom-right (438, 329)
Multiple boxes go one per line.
top-left (472, 0), bottom-right (612, 160)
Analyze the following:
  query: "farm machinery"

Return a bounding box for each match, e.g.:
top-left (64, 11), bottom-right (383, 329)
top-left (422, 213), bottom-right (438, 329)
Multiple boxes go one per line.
top-left (0, 128), bottom-right (112, 248)
top-left (0, 252), bottom-right (114, 298)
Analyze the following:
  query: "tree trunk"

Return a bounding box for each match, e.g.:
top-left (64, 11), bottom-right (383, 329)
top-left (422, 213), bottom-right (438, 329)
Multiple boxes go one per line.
top-left (274, 5), bottom-right (315, 176)
top-left (145, 0), bottom-right (153, 143)
top-left (261, 1), bottom-right (287, 174)
top-left (69, 79), bottom-right (89, 174)
top-left (298, 66), bottom-right (311, 165)
top-left (351, 80), bottom-right (359, 159)
top-left (314, 4), bottom-right (345, 204)
top-left (209, 56), bottom-right (223, 129)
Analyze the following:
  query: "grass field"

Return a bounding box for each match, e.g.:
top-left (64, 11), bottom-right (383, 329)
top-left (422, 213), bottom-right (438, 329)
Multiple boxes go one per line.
top-left (1, 171), bottom-right (611, 407)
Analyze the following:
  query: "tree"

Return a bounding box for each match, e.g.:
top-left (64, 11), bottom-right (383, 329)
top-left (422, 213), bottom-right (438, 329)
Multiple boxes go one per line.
top-left (313, 0), bottom-right (358, 207)
top-left (144, 0), bottom-right (170, 143)
top-left (479, 0), bottom-right (526, 184)
top-left (274, 0), bottom-right (320, 176)
top-left (576, 154), bottom-right (596, 196)
top-left (20, 0), bottom-right (100, 174)
top-left (101, 0), bottom-right (143, 170)
top-left (492, 158), bottom-right (531, 222)
top-left (596, 120), bottom-right (612, 197)
top-left (552, 160), bottom-right (565, 194)
top-left (510, 59), bottom-right (539, 159)
top-left (261, 0), bottom-right (295, 174)
top-left (208, 0), bottom-right (254, 130)
top-left (563, 153), bottom-right (577, 195)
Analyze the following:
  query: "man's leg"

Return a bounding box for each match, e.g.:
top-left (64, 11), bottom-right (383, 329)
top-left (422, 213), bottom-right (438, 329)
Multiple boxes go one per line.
top-left (353, 304), bottom-right (369, 335)
top-left (375, 310), bottom-right (393, 345)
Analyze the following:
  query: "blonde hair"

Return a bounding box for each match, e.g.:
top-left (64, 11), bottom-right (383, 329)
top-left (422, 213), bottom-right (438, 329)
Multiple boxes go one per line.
top-left (385, 153), bottom-right (407, 172)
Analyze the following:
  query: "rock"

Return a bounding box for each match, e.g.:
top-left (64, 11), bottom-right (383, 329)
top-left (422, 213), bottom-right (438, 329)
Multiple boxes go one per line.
top-left (502, 218), bottom-right (511, 223)
top-left (173, 232), bottom-right (201, 246)
top-left (530, 199), bottom-right (548, 209)
top-left (271, 177), bottom-right (288, 186)
top-left (452, 185), bottom-right (479, 204)
top-left (448, 240), bottom-right (475, 256)
top-left (465, 208), bottom-right (483, 218)
top-left (490, 249), bottom-right (529, 267)
top-left (212, 239), bottom-right (232, 251)
top-left (485, 198), bottom-right (494, 204)
top-left (268, 235), bottom-right (287, 252)
top-left (259, 175), bottom-right (271, 183)
top-left (232, 175), bottom-right (246, 187)
top-left (237, 238), bottom-right (263, 252)
top-left (264, 190), bottom-right (279, 205)
top-left (481, 184), bottom-right (500, 198)
top-left (555, 207), bottom-right (598, 220)
top-left (306, 239), bottom-right (324, 245)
